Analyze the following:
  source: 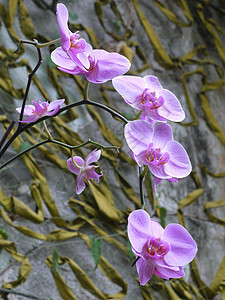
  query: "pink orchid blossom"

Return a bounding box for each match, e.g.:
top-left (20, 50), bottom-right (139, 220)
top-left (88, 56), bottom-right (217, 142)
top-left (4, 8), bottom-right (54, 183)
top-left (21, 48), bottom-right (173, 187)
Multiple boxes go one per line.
top-left (112, 75), bottom-right (185, 123)
top-left (52, 3), bottom-right (92, 70)
top-left (67, 149), bottom-right (103, 194)
top-left (16, 99), bottom-right (65, 123)
top-left (52, 47), bottom-right (131, 84)
top-left (128, 209), bottom-right (197, 285)
top-left (51, 4), bottom-right (131, 84)
top-left (124, 120), bottom-right (192, 183)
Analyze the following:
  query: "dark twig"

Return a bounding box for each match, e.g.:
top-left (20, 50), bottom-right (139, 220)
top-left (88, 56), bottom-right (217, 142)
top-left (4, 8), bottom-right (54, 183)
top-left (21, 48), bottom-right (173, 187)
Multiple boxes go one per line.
top-left (0, 288), bottom-right (49, 300)
top-left (0, 121), bottom-right (15, 150)
top-left (131, 256), bottom-right (140, 267)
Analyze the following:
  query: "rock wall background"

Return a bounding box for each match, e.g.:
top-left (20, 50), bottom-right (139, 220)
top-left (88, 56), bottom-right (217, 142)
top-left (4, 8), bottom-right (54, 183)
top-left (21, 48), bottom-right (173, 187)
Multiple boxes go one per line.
top-left (0, 0), bottom-right (224, 299)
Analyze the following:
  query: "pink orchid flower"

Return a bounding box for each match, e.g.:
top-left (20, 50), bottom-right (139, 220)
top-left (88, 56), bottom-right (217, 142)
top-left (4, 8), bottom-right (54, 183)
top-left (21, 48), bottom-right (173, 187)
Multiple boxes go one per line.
top-left (67, 149), bottom-right (103, 194)
top-left (112, 75), bottom-right (185, 123)
top-left (16, 99), bottom-right (65, 123)
top-left (51, 3), bottom-right (131, 84)
top-left (52, 3), bottom-right (92, 70)
top-left (124, 120), bottom-right (192, 184)
top-left (128, 209), bottom-right (197, 285)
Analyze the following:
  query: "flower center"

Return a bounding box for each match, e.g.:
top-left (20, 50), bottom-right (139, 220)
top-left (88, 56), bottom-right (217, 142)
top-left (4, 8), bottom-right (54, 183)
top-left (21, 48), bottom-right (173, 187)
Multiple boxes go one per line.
top-left (70, 32), bottom-right (81, 48)
top-left (85, 55), bottom-right (96, 71)
top-left (141, 89), bottom-right (164, 110)
top-left (146, 143), bottom-right (170, 167)
top-left (147, 237), bottom-right (170, 259)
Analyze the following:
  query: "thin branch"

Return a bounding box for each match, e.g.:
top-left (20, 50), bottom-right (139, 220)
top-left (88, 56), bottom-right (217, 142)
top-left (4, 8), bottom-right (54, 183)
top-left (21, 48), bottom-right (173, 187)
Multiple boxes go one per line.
top-left (0, 138), bottom-right (119, 170)
top-left (19, 40), bottom-right (43, 123)
top-left (0, 99), bottom-right (128, 159)
top-left (139, 166), bottom-right (148, 209)
top-left (0, 288), bottom-right (49, 300)
top-left (0, 121), bottom-right (15, 150)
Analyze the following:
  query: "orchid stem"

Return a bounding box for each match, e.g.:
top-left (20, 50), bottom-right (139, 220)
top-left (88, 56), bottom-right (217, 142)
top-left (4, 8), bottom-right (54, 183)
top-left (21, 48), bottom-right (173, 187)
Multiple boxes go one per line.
top-left (0, 139), bottom-right (119, 170)
top-left (139, 166), bottom-right (148, 209)
top-left (83, 81), bottom-right (90, 101)
top-left (43, 121), bottom-right (53, 140)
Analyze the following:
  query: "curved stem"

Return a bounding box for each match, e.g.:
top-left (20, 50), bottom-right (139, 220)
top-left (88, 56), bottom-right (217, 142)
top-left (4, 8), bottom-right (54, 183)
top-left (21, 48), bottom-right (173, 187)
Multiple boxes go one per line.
top-left (139, 166), bottom-right (148, 209)
top-left (43, 121), bottom-right (53, 140)
top-left (19, 40), bottom-right (43, 124)
top-left (0, 99), bottom-right (128, 159)
top-left (0, 138), bottom-right (119, 170)
top-left (83, 81), bottom-right (90, 101)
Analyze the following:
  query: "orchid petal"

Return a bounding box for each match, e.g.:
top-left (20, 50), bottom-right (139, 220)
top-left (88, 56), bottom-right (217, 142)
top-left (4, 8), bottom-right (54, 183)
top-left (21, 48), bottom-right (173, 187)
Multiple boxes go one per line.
top-left (51, 47), bottom-right (77, 70)
top-left (76, 173), bottom-right (86, 194)
top-left (112, 76), bottom-right (145, 106)
top-left (48, 99), bottom-right (65, 111)
top-left (148, 164), bottom-right (170, 179)
top-left (127, 209), bottom-right (151, 253)
top-left (163, 224), bottom-right (198, 266)
top-left (86, 50), bottom-right (131, 84)
top-left (67, 156), bottom-right (84, 175)
top-left (85, 149), bottom-right (101, 167)
top-left (77, 52), bottom-right (90, 69)
top-left (144, 75), bottom-right (163, 91)
top-left (16, 105), bottom-right (35, 115)
top-left (158, 89), bottom-right (185, 122)
top-left (86, 167), bottom-right (103, 183)
top-left (124, 120), bottom-right (154, 155)
top-left (45, 106), bottom-right (60, 117)
top-left (19, 115), bottom-right (39, 123)
top-left (164, 141), bottom-right (192, 178)
top-left (155, 265), bottom-right (184, 280)
top-left (57, 3), bottom-right (71, 51)
top-left (136, 258), bottom-right (155, 285)
top-left (152, 123), bottom-right (173, 149)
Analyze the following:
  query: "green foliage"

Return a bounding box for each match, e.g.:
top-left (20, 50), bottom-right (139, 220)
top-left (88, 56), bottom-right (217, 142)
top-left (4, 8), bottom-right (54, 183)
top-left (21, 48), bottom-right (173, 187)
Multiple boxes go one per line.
top-left (90, 236), bottom-right (102, 269)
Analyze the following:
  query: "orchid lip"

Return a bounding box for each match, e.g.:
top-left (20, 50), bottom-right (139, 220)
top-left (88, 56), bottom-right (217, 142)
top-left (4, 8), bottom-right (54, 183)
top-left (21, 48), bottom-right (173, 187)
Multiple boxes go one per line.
top-left (141, 89), bottom-right (164, 110)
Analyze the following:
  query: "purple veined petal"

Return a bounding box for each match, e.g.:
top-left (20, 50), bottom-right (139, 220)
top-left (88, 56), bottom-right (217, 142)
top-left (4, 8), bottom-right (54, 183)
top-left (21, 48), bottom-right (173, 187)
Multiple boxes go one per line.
top-left (136, 258), bottom-right (155, 285)
top-left (149, 219), bottom-right (164, 239)
top-left (51, 47), bottom-right (78, 70)
top-left (127, 209), bottom-right (151, 253)
top-left (77, 52), bottom-right (90, 69)
top-left (142, 109), bottom-right (166, 123)
top-left (158, 89), bottom-right (185, 122)
top-left (58, 65), bottom-right (87, 75)
top-left (144, 75), bottom-right (163, 92)
top-left (45, 106), bottom-right (60, 117)
top-left (163, 141), bottom-right (192, 178)
top-left (16, 105), bottom-right (35, 115)
top-left (148, 164), bottom-right (170, 179)
top-left (57, 3), bottom-right (71, 51)
top-left (86, 167), bottom-right (103, 183)
top-left (124, 120), bottom-right (154, 155)
top-left (67, 156), bottom-right (84, 175)
top-left (48, 99), bottom-right (65, 111)
top-left (133, 150), bottom-right (148, 167)
top-left (19, 115), bottom-right (39, 123)
top-left (112, 76), bottom-right (145, 107)
top-left (86, 50), bottom-right (131, 84)
top-left (76, 173), bottom-right (86, 194)
top-left (152, 123), bottom-right (173, 150)
top-left (84, 42), bottom-right (92, 56)
top-left (163, 223), bottom-right (197, 267)
top-left (85, 149), bottom-right (101, 167)
top-left (154, 265), bottom-right (184, 280)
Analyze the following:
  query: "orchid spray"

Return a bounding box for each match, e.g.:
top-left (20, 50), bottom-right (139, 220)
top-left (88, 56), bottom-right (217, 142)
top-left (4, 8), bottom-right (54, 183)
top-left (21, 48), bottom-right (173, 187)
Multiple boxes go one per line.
top-left (0, 2), bottom-right (198, 292)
